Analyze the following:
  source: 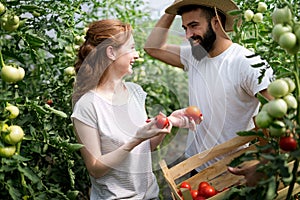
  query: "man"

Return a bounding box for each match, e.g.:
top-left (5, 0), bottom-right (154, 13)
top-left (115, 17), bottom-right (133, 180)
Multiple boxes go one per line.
top-left (144, 0), bottom-right (273, 182)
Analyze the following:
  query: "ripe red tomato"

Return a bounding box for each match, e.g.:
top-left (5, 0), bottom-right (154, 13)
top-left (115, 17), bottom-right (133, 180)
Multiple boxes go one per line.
top-left (180, 181), bottom-right (192, 191)
top-left (198, 185), bottom-right (216, 198)
top-left (47, 99), bottom-right (53, 106)
top-left (279, 136), bottom-right (297, 151)
top-left (177, 189), bottom-right (182, 197)
top-left (185, 106), bottom-right (202, 121)
top-left (190, 189), bottom-right (198, 199)
top-left (156, 114), bottom-right (169, 129)
top-left (198, 181), bottom-right (210, 192)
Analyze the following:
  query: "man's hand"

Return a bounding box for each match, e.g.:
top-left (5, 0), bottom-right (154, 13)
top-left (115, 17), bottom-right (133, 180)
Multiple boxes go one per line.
top-left (227, 160), bottom-right (265, 187)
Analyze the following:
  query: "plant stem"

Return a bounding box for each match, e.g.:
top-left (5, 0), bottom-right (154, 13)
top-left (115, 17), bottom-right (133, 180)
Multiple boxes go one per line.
top-left (286, 158), bottom-right (299, 200)
top-left (0, 49), bottom-right (5, 68)
top-left (292, 54), bottom-right (300, 125)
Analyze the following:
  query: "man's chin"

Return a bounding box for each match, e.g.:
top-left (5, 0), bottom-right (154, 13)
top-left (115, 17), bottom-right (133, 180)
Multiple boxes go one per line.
top-left (191, 44), bottom-right (208, 61)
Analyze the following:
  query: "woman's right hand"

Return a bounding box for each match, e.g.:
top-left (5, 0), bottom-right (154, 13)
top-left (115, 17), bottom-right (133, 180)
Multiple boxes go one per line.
top-left (134, 117), bottom-right (172, 141)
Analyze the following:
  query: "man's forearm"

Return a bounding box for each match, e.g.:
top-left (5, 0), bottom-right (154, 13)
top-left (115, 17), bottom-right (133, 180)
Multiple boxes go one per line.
top-left (145, 13), bottom-right (176, 49)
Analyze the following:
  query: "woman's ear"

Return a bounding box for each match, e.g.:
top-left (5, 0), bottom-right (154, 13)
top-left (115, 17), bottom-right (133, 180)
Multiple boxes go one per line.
top-left (106, 46), bottom-right (116, 61)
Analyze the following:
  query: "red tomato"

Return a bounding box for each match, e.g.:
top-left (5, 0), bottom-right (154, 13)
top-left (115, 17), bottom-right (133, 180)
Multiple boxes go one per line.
top-left (198, 185), bottom-right (216, 198)
top-left (47, 99), bottom-right (53, 106)
top-left (198, 181), bottom-right (210, 192)
top-left (279, 136), bottom-right (297, 151)
top-left (177, 189), bottom-right (182, 197)
top-left (180, 181), bottom-right (192, 191)
top-left (185, 106), bottom-right (202, 121)
top-left (190, 189), bottom-right (198, 199)
top-left (156, 114), bottom-right (169, 129)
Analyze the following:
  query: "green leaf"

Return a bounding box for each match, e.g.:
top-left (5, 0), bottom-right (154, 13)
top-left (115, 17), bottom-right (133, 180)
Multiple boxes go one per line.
top-left (256, 92), bottom-right (269, 105)
top-left (18, 166), bottom-right (40, 184)
top-left (7, 179), bottom-right (22, 200)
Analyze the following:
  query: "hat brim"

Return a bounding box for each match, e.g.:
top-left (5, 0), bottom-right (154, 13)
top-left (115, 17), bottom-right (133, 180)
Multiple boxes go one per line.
top-left (165, 0), bottom-right (240, 32)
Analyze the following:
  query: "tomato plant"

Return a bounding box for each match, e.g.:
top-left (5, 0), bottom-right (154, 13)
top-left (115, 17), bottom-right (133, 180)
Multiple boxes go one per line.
top-left (225, 0), bottom-right (300, 199)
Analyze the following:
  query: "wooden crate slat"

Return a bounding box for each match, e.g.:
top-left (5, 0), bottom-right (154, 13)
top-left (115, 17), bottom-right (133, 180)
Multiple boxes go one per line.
top-left (169, 136), bottom-right (256, 180)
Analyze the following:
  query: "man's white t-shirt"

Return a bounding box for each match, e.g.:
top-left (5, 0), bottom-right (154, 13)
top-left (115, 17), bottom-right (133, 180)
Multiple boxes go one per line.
top-left (180, 43), bottom-right (273, 170)
top-left (71, 82), bottom-right (159, 200)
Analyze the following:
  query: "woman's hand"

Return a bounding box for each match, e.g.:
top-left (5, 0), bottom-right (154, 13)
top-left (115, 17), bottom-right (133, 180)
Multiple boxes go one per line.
top-left (134, 116), bottom-right (172, 141)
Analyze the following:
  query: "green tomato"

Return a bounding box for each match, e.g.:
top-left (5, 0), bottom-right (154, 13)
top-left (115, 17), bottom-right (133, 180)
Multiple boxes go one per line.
top-left (271, 6), bottom-right (292, 24)
top-left (64, 66), bottom-right (76, 76)
top-left (1, 65), bottom-right (20, 83)
top-left (260, 102), bottom-right (270, 112)
top-left (283, 94), bottom-right (298, 109)
top-left (253, 13), bottom-right (263, 23)
top-left (267, 79), bottom-right (289, 98)
top-left (257, 2), bottom-right (267, 13)
top-left (0, 2), bottom-right (6, 15)
top-left (1, 65), bottom-right (25, 83)
top-left (278, 32), bottom-right (297, 50)
top-left (5, 103), bottom-right (20, 119)
top-left (18, 67), bottom-right (25, 80)
top-left (255, 111), bottom-right (273, 128)
top-left (74, 35), bottom-right (85, 45)
top-left (283, 77), bottom-right (296, 93)
top-left (267, 99), bottom-right (288, 118)
top-left (7, 15), bottom-right (19, 25)
top-left (271, 24), bottom-right (292, 42)
top-left (269, 120), bottom-right (286, 137)
top-left (244, 10), bottom-right (254, 22)
top-left (1, 15), bottom-right (19, 32)
top-left (0, 145), bottom-right (16, 158)
top-left (3, 125), bottom-right (24, 145)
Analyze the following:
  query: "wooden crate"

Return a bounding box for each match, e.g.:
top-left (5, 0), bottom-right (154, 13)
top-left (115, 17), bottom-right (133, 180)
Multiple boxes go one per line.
top-left (159, 135), bottom-right (300, 200)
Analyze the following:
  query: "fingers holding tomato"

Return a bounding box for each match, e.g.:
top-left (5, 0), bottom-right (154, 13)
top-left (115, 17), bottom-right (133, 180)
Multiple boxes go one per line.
top-left (184, 106), bottom-right (203, 124)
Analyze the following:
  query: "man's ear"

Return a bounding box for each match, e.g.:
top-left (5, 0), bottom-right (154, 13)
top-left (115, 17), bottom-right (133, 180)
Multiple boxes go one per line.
top-left (106, 46), bottom-right (116, 61)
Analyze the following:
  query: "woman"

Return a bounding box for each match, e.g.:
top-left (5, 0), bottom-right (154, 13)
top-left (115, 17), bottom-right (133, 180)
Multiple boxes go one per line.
top-left (71, 19), bottom-right (171, 200)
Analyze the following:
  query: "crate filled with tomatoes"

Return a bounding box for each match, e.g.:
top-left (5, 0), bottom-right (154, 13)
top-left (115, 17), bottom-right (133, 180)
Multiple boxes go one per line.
top-left (160, 133), bottom-right (300, 200)
top-left (159, 135), bottom-right (257, 200)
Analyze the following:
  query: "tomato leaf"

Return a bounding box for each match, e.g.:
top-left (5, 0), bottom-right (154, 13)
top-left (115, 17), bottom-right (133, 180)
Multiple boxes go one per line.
top-left (256, 92), bottom-right (269, 105)
top-left (236, 130), bottom-right (264, 137)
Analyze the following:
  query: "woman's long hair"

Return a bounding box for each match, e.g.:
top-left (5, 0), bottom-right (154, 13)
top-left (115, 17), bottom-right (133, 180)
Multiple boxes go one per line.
top-left (72, 19), bottom-right (132, 106)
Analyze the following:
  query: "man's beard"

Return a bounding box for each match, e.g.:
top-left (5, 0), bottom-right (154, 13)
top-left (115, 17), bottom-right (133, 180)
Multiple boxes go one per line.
top-left (189, 23), bottom-right (216, 61)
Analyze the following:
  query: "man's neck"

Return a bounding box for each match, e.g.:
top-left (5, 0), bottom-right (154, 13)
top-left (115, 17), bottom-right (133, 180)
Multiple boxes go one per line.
top-left (208, 38), bottom-right (233, 58)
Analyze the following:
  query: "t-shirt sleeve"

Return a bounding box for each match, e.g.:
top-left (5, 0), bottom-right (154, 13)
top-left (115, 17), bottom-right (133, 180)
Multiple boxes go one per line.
top-left (180, 45), bottom-right (192, 71)
top-left (240, 56), bottom-right (273, 97)
top-left (71, 95), bottom-right (98, 129)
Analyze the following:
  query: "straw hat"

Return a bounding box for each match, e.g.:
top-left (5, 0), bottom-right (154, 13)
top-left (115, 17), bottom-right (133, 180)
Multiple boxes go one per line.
top-left (165, 0), bottom-right (240, 32)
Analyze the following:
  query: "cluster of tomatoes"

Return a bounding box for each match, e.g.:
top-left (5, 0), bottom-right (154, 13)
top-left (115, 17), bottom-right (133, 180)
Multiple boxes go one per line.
top-left (177, 181), bottom-right (225, 200)
top-left (271, 6), bottom-right (300, 55)
top-left (0, 103), bottom-right (24, 158)
top-left (255, 77), bottom-right (298, 151)
top-left (244, 2), bottom-right (267, 23)
top-left (0, 2), bottom-right (21, 32)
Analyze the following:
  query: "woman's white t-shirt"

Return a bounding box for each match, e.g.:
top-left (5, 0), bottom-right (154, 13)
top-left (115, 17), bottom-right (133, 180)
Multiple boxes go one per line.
top-left (180, 43), bottom-right (273, 170)
top-left (71, 82), bottom-right (159, 200)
